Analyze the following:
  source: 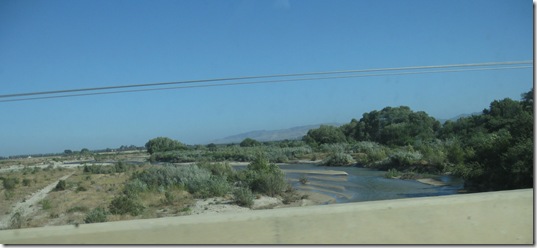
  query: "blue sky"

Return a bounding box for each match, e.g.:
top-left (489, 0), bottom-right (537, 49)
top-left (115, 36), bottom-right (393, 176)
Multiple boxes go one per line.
top-left (0, 0), bottom-right (533, 156)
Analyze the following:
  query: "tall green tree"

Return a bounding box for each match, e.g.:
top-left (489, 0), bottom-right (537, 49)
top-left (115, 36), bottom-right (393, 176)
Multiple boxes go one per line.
top-left (448, 88), bottom-right (534, 191)
top-left (347, 106), bottom-right (440, 146)
top-left (145, 137), bottom-right (186, 155)
top-left (303, 125), bottom-right (347, 146)
top-left (240, 138), bottom-right (262, 147)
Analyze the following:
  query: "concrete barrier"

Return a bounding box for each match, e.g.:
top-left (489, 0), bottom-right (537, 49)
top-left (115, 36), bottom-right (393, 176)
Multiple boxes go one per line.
top-left (0, 188), bottom-right (533, 244)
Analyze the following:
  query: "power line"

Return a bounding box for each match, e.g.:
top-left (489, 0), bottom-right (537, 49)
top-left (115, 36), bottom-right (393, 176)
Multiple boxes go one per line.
top-left (0, 60), bottom-right (532, 99)
top-left (1, 65), bottom-right (531, 103)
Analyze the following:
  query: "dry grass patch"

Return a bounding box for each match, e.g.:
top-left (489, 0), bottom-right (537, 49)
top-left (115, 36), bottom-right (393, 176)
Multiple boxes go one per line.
top-left (23, 164), bottom-right (196, 227)
top-left (0, 168), bottom-right (74, 215)
top-left (24, 170), bottom-right (134, 227)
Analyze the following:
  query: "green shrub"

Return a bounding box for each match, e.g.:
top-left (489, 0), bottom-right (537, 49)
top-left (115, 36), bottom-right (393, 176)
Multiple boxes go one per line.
top-left (233, 187), bottom-right (254, 208)
top-left (185, 174), bottom-right (232, 199)
top-left (163, 191), bottom-right (176, 205)
top-left (109, 195), bottom-right (145, 216)
top-left (321, 152), bottom-right (355, 166)
top-left (388, 150), bottom-right (423, 168)
top-left (76, 185), bottom-right (88, 192)
top-left (67, 206), bottom-right (89, 213)
top-left (22, 178), bottom-right (31, 187)
top-left (123, 179), bottom-right (148, 196)
top-left (41, 199), bottom-right (52, 210)
top-left (240, 138), bottom-right (262, 147)
top-left (83, 164), bottom-right (116, 174)
top-left (54, 180), bottom-right (67, 191)
top-left (84, 208), bottom-right (108, 223)
top-left (196, 161), bottom-right (235, 178)
top-left (320, 143), bottom-right (349, 153)
top-left (237, 155), bottom-right (290, 197)
top-left (145, 137), bottom-right (186, 154)
top-left (114, 161), bottom-right (128, 173)
top-left (4, 190), bottom-right (14, 200)
top-left (131, 164), bottom-right (210, 190)
top-left (250, 171), bottom-right (288, 197)
top-left (2, 177), bottom-right (20, 190)
top-left (385, 168), bottom-right (400, 178)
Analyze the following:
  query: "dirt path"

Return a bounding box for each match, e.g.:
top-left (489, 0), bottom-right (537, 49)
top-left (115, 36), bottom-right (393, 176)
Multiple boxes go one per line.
top-left (0, 172), bottom-right (75, 229)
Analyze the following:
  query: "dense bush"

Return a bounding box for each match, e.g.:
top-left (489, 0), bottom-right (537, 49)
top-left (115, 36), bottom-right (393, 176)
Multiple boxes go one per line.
top-left (84, 208), bottom-right (108, 223)
top-left (240, 138), bottom-right (261, 147)
top-left (351, 142), bottom-right (390, 166)
top-left (303, 125), bottom-right (347, 146)
top-left (250, 171), bottom-right (288, 197)
top-left (196, 161), bottom-right (235, 179)
top-left (145, 137), bottom-right (186, 154)
top-left (321, 152), bottom-right (355, 166)
top-left (387, 149), bottom-right (423, 168)
top-left (130, 165), bottom-right (199, 189)
top-left (54, 180), bottom-right (67, 191)
top-left (130, 164), bottom-right (232, 198)
top-left (345, 106), bottom-right (441, 146)
top-left (83, 162), bottom-right (129, 174)
top-left (385, 168), bottom-right (400, 178)
top-left (191, 175), bottom-right (232, 198)
top-left (109, 194), bottom-right (145, 216)
top-left (319, 143), bottom-right (349, 153)
top-left (123, 179), bottom-right (149, 196)
top-left (149, 144), bottom-right (313, 164)
top-left (22, 178), bottom-right (31, 186)
top-left (233, 187), bottom-right (254, 208)
top-left (236, 155), bottom-right (290, 197)
top-left (2, 177), bottom-right (20, 190)
top-left (442, 90), bottom-right (534, 191)
top-left (40, 199), bottom-right (52, 210)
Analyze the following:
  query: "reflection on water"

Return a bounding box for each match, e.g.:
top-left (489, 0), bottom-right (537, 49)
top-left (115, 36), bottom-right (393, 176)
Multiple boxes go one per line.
top-left (280, 163), bottom-right (464, 204)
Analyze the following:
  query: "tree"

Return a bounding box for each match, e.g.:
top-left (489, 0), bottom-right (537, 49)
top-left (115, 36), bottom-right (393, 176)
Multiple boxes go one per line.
top-left (521, 87), bottom-right (534, 112)
top-left (64, 149), bottom-right (73, 155)
top-left (80, 148), bottom-right (91, 155)
top-left (303, 125), bottom-right (347, 146)
top-left (348, 106), bottom-right (440, 146)
top-left (240, 138), bottom-right (261, 147)
top-left (145, 137), bottom-right (186, 155)
top-left (447, 90), bottom-right (534, 191)
top-left (207, 143), bottom-right (218, 151)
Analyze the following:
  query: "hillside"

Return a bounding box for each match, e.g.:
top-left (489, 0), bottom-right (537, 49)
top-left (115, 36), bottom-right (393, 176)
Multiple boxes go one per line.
top-left (211, 123), bottom-right (342, 144)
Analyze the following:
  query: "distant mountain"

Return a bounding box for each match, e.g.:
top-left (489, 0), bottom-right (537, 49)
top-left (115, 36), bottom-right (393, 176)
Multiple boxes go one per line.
top-left (438, 111), bottom-right (482, 123)
top-left (210, 123), bottom-right (342, 144)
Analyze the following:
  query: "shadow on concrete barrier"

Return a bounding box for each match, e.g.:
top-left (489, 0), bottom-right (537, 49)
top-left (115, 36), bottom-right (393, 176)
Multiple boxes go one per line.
top-left (0, 188), bottom-right (533, 244)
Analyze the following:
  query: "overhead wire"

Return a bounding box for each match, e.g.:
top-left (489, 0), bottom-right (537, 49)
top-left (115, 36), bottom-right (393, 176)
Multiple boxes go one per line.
top-left (0, 60), bottom-right (532, 99)
top-left (0, 64), bottom-right (532, 103)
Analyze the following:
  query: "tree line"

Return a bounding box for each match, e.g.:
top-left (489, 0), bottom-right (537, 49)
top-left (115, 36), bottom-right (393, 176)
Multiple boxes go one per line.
top-left (302, 88), bottom-right (533, 191)
top-left (146, 88), bottom-right (533, 192)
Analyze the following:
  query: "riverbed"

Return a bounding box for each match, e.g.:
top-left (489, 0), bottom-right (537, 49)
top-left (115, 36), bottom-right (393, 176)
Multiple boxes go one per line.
top-left (278, 163), bottom-right (464, 204)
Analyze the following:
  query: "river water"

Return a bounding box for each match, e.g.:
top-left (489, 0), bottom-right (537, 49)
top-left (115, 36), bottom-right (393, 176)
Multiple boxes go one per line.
top-left (279, 163), bottom-right (464, 204)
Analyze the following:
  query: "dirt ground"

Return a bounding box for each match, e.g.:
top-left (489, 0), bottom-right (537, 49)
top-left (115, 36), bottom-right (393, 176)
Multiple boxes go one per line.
top-left (0, 154), bottom-right (446, 231)
top-left (0, 155), bottom-right (336, 230)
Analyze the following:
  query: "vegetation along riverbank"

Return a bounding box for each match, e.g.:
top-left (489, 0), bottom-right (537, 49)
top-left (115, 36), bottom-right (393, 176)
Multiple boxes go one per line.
top-left (0, 88), bottom-right (532, 230)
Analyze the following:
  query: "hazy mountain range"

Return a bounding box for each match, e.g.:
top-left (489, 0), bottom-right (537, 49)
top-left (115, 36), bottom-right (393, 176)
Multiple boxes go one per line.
top-left (437, 111), bottom-right (482, 123)
top-left (210, 112), bottom-right (482, 144)
top-left (210, 123), bottom-right (342, 144)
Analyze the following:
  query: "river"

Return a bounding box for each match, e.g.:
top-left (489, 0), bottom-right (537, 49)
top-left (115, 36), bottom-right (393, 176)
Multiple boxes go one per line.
top-left (279, 163), bottom-right (464, 204)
